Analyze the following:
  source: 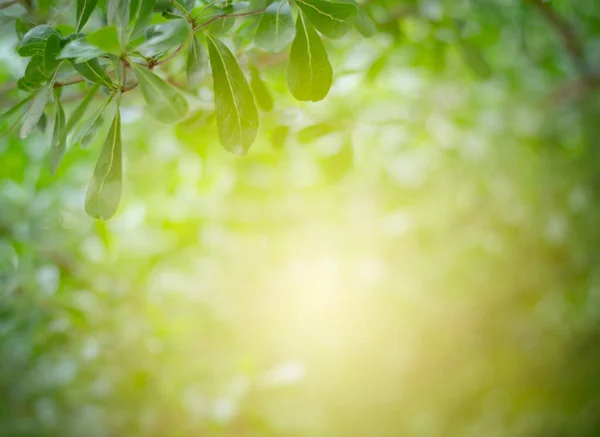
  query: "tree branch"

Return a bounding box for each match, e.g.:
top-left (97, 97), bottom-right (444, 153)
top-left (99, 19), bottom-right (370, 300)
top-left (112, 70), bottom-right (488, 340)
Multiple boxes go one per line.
top-left (0, 0), bottom-right (18, 9)
top-left (525, 0), bottom-right (588, 73)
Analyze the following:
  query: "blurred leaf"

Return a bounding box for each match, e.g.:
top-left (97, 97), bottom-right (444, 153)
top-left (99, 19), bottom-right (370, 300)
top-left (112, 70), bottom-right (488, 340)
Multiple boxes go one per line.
top-left (255, 0), bottom-right (295, 53)
top-left (50, 88), bottom-right (66, 174)
top-left (459, 43), bottom-right (492, 79)
top-left (287, 12), bottom-right (332, 102)
top-left (44, 33), bottom-right (62, 73)
top-left (87, 26), bottom-right (121, 54)
top-left (76, 0), bottom-right (98, 31)
top-left (206, 34), bottom-right (259, 155)
top-left (17, 25), bottom-right (60, 57)
top-left (270, 124), bottom-right (289, 150)
top-left (130, 63), bottom-right (189, 123)
top-left (354, 8), bottom-right (376, 37)
top-left (137, 20), bottom-right (189, 57)
top-left (107, 0), bottom-right (130, 51)
top-left (294, 0), bottom-right (358, 39)
top-left (0, 95), bottom-right (33, 124)
top-left (297, 123), bottom-right (335, 143)
top-left (15, 18), bottom-right (31, 40)
top-left (85, 106), bottom-right (122, 220)
top-left (186, 34), bottom-right (207, 88)
top-left (250, 65), bottom-right (273, 112)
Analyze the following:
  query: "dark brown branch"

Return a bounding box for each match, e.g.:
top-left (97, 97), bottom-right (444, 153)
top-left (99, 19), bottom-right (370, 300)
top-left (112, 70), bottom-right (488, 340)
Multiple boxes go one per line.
top-left (526, 0), bottom-right (588, 73)
top-left (0, 0), bottom-right (18, 9)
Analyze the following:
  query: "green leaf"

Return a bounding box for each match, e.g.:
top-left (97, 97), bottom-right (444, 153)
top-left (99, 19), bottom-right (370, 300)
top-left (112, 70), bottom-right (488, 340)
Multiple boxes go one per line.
top-left (206, 34), bottom-right (259, 155)
top-left (85, 106), bottom-right (122, 220)
top-left (17, 25), bottom-right (60, 57)
top-left (15, 18), bottom-right (32, 40)
top-left (65, 83), bottom-right (100, 136)
top-left (129, 0), bottom-right (156, 37)
top-left (0, 96), bottom-right (33, 123)
top-left (354, 7), bottom-right (376, 37)
top-left (186, 34), bottom-right (207, 88)
top-left (137, 20), bottom-right (189, 57)
top-left (71, 94), bottom-right (114, 147)
top-left (76, 0), bottom-right (98, 31)
top-left (87, 26), bottom-right (121, 54)
top-left (287, 11), bottom-right (332, 102)
top-left (130, 63), bottom-right (189, 123)
top-left (250, 65), bottom-right (273, 112)
top-left (44, 33), bottom-right (62, 73)
top-left (255, 0), bottom-right (295, 53)
top-left (107, 0), bottom-right (130, 52)
top-left (20, 77), bottom-right (55, 139)
top-left (297, 122), bottom-right (335, 143)
top-left (71, 59), bottom-right (114, 87)
top-left (50, 89), bottom-right (66, 174)
top-left (58, 38), bottom-right (106, 63)
top-left (459, 43), bottom-right (492, 79)
top-left (18, 55), bottom-right (51, 91)
top-left (294, 0), bottom-right (358, 39)
top-left (270, 125), bottom-right (289, 150)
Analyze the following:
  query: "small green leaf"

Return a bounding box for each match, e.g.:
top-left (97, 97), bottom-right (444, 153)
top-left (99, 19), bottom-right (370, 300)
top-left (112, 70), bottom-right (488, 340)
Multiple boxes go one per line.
top-left (250, 65), bottom-right (273, 112)
top-left (76, 0), bottom-right (98, 31)
top-left (294, 0), bottom-right (358, 39)
top-left (18, 55), bottom-right (51, 91)
top-left (459, 42), bottom-right (492, 79)
top-left (270, 125), bottom-right (289, 150)
top-left (287, 11), bottom-right (332, 102)
top-left (130, 63), bottom-right (189, 123)
top-left (206, 34), bottom-right (259, 155)
top-left (186, 34), bottom-right (207, 88)
top-left (137, 20), bottom-right (189, 57)
top-left (65, 83), bottom-right (100, 136)
top-left (0, 95), bottom-right (33, 123)
top-left (20, 78), bottom-right (55, 139)
top-left (255, 0), bottom-right (295, 53)
top-left (71, 59), bottom-right (114, 87)
top-left (58, 38), bottom-right (106, 63)
top-left (17, 25), bottom-right (60, 57)
top-left (85, 106), bottom-right (122, 220)
top-left (354, 8), bottom-right (376, 37)
top-left (50, 88), bottom-right (66, 174)
top-left (87, 26), bottom-right (121, 54)
top-left (72, 94), bottom-right (114, 147)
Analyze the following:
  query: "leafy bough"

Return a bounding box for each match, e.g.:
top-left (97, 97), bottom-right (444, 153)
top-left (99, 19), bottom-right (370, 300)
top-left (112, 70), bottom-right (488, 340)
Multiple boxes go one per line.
top-left (0, 0), bottom-right (375, 219)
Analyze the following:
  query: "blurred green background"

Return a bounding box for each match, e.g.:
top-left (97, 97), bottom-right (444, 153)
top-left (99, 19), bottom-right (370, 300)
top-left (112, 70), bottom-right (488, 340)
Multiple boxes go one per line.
top-left (2, 0), bottom-right (600, 436)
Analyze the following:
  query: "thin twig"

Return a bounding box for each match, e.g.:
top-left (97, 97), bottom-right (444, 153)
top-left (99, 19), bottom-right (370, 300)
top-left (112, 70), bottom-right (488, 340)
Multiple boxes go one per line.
top-left (194, 9), bottom-right (266, 31)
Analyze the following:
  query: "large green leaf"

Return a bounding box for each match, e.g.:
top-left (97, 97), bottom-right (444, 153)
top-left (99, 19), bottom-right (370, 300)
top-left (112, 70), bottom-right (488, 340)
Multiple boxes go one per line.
top-left (254, 0), bottom-right (295, 53)
top-left (50, 88), bottom-right (66, 174)
top-left (76, 0), bottom-right (98, 31)
top-left (87, 26), bottom-right (121, 54)
top-left (294, 0), bottom-right (358, 39)
top-left (354, 7), bottom-right (376, 37)
top-left (206, 34), bottom-right (258, 155)
top-left (130, 63), bottom-right (189, 123)
top-left (137, 20), bottom-right (189, 57)
top-left (186, 34), bottom-right (207, 88)
top-left (287, 11), bottom-right (332, 102)
top-left (85, 107), bottom-right (122, 220)
top-left (17, 25), bottom-right (60, 57)
top-left (58, 38), bottom-right (106, 63)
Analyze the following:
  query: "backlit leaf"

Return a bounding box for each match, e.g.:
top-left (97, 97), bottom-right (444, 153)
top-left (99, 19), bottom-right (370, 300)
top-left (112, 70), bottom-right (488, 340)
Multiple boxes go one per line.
top-left (250, 65), bottom-right (273, 112)
top-left (87, 26), bottom-right (121, 54)
top-left (186, 34), bottom-right (207, 88)
top-left (287, 11), bottom-right (332, 102)
top-left (255, 0), bottom-right (295, 53)
top-left (294, 0), bottom-right (358, 39)
top-left (206, 34), bottom-right (258, 155)
top-left (85, 106), bottom-right (122, 220)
